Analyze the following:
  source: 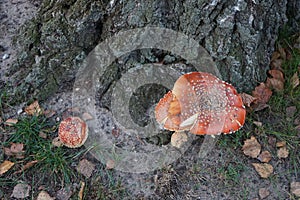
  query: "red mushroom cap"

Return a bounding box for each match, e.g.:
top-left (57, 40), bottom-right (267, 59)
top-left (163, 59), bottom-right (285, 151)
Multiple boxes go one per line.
top-left (155, 72), bottom-right (246, 135)
top-left (58, 117), bottom-right (88, 148)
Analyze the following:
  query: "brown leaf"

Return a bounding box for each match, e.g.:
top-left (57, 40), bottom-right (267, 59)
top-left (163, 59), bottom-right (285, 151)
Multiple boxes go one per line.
top-left (10, 143), bottom-right (24, 154)
top-left (277, 46), bottom-right (287, 60)
top-left (52, 137), bottom-right (63, 147)
top-left (242, 136), bottom-right (261, 158)
top-left (252, 103), bottom-right (270, 112)
top-left (82, 112), bottom-right (93, 121)
top-left (106, 159), bottom-right (115, 170)
top-left (14, 160), bottom-right (38, 174)
top-left (4, 143), bottom-right (25, 159)
top-left (76, 159), bottom-right (95, 178)
top-left (269, 69), bottom-right (285, 82)
top-left (240, 93), bottom-right (257, 107)
top-left (276, 141), bottom-right (286, 147)
top-left (266, 70), bottom-right (285, 92)
top-left (25, 100), bottom-right (42, 116)
top-left (291, 182), bottom-right (300, 197)
top-left (286, 106), bottom-right (297, 119)
top-left (257, 151), bottom-right (272, 163)
top-left (252, 83), bottom-right (272, 104)
top-left (43, 110), bottom-right (56, 118)
top-left (0, 160), bottom-right (15, 175)
top-left (291, 72), bottom-right (299, 89)
top-left (268, 136), bottom-right (277, 146)
top-left (271, 51), bottom-right (281, 62)
top-left (36, 191), bottom-right (55, 200)
top-left (259, 188), bottom-right (270, 199)
top-left (266, 77), bottom-right (284, 92)
top-left (11, 183), bottom-right (31, 199)
top-left (39, 131), bottom-right (48, 139)
top-left (277, 146), bottom-right (289, 159)
top-left (78, 181), bottom-right (85, 200)
top-left (4, 118), bottom-right (18, 126)
top-left (270, 59), bottom-right (283, 70)
top-left (171, 132), bottom-right (188, 148)
top-left (252, 163), bottom-right (273, 178)
top-left (56, 186), bottom-right (73, 200)
top-left (253, 121), bottom-right (263, 127)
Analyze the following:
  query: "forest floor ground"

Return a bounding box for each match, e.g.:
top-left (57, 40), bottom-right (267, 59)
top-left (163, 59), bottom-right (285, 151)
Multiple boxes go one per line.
top-left (0, 1), bottom-right (299, 199)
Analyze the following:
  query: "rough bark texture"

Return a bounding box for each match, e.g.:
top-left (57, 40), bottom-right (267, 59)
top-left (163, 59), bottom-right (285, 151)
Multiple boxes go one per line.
top-left (8, 0), bottom-right (288, 102)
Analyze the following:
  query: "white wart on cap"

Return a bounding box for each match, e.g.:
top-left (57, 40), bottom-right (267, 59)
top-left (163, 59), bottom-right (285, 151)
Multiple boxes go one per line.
top-left (58, 117), bottom-right (88, 148)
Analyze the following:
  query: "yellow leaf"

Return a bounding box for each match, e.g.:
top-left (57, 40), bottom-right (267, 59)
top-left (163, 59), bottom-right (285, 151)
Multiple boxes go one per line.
top-left (0, 160), bottom-right (15, 175)
top-left (78, 181), bottom-right (85, 200)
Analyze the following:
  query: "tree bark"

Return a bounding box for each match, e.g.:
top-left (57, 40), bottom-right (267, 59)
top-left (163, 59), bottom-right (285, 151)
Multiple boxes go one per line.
top-left (8, 0), bottom-right (288, 103)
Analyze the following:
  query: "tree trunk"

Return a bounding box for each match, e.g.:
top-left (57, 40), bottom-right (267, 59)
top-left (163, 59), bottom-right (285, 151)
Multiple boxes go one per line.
top-left (8, 0), bottom-right (288, 103)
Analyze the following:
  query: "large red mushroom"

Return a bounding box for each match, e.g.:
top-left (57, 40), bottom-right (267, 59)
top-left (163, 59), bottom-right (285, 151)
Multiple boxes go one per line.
top-left (58, 117), bottom-right (88, 148)
top-left (155, 72), bottom-right (246, 135)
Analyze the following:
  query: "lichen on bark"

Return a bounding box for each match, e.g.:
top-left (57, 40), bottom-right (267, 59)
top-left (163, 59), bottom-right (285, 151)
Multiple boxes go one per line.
top-left (8, 0), bottom-right (288, 103)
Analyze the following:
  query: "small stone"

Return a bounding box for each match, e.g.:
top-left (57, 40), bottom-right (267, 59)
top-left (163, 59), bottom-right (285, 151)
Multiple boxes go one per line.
top-left (2, 54), bottom-right (9, 60)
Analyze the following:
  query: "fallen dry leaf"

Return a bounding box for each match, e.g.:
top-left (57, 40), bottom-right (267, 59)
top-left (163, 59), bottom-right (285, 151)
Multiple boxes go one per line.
top-left (277, 46), bottom-right (287, 60)
top-left (171, 132), bottom-right (188, 148)
top-left (268, 136), bottom-right (277, 146)
top-left (266, 77), bottom-right (284, 92)
top-left (11, 183), bottom-right (31, 199)
top-left (270, 59), bottom-right (283, 70)
top-left (252, 163), bottom-right (273, 178)
top-left (82, 112), bottom-right (93, 121)
top-left (4, 143), bottom-right (25, 159)
top-left (277, 146), bottom-right (289, 159)
top-left (10, 143), bottom-right (24, 154)
top-left (77, 159), bottom-right (95, 178)
top-left (25, 100), bottom-right (42, 116)
top-left (0, 160), bottom-right (15, 175)
top-left (291, 72), bottom-right (299, 89)
top-left (56, 186), bottom-right (73, 200)
top-left (271, 51), bottom-right (281, 62)
top-left (52, 137), bottom-right (63, 147)
top-left (36, 191), bottom-right (55, 200)
top-left (4, 118), bottom-right (18, 126)
top-left (240, 93), bottom-right (257, 107)
top-left (291, 182), bottom-right (300, 197)
top-left (259, 188), bottom-right (270, 199)
top-left (78, 181), bottom-right (85, 200)
top-left (257, 151), bottom-right (272, 163)
top-left (276, 141), bottom-right (286, 147)
top-left (253, 121), bottom-right (263, 127)
top-left (14, 160), bottom-right (38, 174)
top-left (43, 110), bottom-right (56, 118)
top-left (242, 136), bottom-right (261, 158)
top-left (106, 159), bottom-right (115, 170)
top-left (266, 69), bottom-right (285, 92)
top-left (286, 106), bottom-right (297, 119)
top-left (39, 131), bottom-right (48, 139)
top-left (252, 83), bottom-right (273, 104)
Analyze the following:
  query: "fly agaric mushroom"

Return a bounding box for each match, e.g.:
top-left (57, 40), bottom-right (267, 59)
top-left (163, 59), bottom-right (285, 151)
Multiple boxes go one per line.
top-left (155, 72), bottom-right (246, 135)
top-left (58, 117), bottom-right (88, 148)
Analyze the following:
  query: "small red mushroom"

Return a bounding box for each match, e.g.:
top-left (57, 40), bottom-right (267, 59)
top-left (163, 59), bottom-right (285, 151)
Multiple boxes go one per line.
top-left (58, 117), bottom-right (88, 148)
top-left (155, 72), bottom-right (246, 135)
